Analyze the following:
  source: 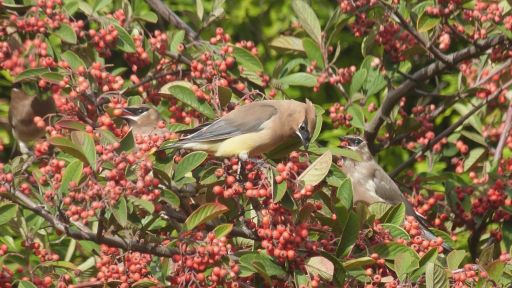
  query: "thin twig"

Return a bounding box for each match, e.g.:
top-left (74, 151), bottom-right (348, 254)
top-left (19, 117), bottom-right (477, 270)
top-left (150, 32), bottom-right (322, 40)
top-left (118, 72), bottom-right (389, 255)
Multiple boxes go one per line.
top-left (493, 104), bottom-right (512, 166)
top-left (364, 35), bottom-right (507, 151)
top-left (389, 79), bottom-right (512, 177)
top-left (145, 0), bottom-right (198, 41)
top-left (380, 0), bottom-right (451, 66)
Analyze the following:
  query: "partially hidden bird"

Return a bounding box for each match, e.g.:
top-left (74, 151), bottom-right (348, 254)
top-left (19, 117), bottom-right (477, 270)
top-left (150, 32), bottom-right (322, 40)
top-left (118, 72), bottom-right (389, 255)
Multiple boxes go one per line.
top-left (9, 87), bottom-right (55, 154)
top-left (337, 135), bottom-right (453, 252)
top-left (159, 99), bottom-right (317, 160)
top-left (120, 105), bottom-right (168, 136)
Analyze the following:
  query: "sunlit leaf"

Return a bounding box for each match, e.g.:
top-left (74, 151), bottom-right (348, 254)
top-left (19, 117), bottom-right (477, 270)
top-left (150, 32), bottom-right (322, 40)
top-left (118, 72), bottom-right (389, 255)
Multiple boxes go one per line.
top-left (297, 150), bottom-right (332, 187)
top-left (292, 0), bottom-right (322, 44)
top-left (174, 151), bottom-right (208, 180)
top-left (184, 203), bottom-right (228, 230)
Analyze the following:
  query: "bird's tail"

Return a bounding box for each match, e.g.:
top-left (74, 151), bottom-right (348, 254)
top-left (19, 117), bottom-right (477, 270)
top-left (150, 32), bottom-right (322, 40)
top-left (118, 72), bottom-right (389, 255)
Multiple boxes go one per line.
top-left (415, 212), bottom-right (453, 253)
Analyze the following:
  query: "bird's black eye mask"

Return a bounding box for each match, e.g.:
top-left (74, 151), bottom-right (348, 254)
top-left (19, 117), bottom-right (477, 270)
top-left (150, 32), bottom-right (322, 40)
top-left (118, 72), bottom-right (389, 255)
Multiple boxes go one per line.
top-left (296, 118), bottom-right (310, 150)
top-left (123, 107), bottom-right (150, 116)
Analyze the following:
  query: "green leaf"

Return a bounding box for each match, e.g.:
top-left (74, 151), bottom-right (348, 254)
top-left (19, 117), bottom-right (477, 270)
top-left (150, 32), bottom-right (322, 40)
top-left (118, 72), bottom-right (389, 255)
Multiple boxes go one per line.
top-left (381, 223), bottom-right (410, 240)
top-left (317, 250), bottom-right (346, 286)
top-left (394, 252), bottom-right (419, 281)
top-left (426, 263), bottom-right (449, 288)
top-left (306, 256), bottom-right (333, 281)
top-left (14, 68), bottom-right (48, 82)
top-left (92, 0), bottom-right (110, 12)
top-left (196, 0), bottom-right (204, 20)
top-left (350, 69), bottom-right (367, 96)
top-left (292, 0), bottom-right (322, 44)
top-left (336, 210), bottom-right (360, 257)
top-left (213, 223), bottom-right (233, 238)
top-left (41, 260), bottom-right (79, 270)
top-left (342, 257), bottom-right (374, 270)
top-left (461, 130), bottom-right (487, 146)
top-left (273, 181), bottom-right (287, 203)
top-left (118, 130), bottom-right (136, 152)
top-left (366, 71), bottom-right (386, 97)
top-left (58, 160), bottom-right (83, 195)
top-left (297, 150), bottom-right (332, 187)
top-left (303, 37), bottom-right (324, 68)
top-left (132, 279), bottom-right (159, 288)
top-left (463, 147), bottom-right (486, 171)
top-left (232, 46), bottom-right (263, 73)
top-left (503, 221), bottom-right (512, 250)
top-left (113, 197), bottom-right (128, 227)
top-left (279, 72), bottom-right (317, 87)
top-left (54, 23), bottom-right (77, 44)
top-left (417, 14), bottom-right (441, 32)
top-left (347, 105), bottom-right (365, 130)
top-left (372, 242), bottom-right (419, 260)
top-left (336, 179), bottom-right (352, 209)
top-left (270, 36), bottom-right (304, 52)
top-left (71, 131), bottom-right (96, 169)
top-left (161, 83), bottom-right (217, 119)
top-left (49, 136), bottom-right (90, 165)
top-left (61, 51), bottom-right (87, 71)
top-left (380, 203), bottom-right (406, 226)
top-left (174, 151), bottom-right (208, 180)
top-left (170, 30), bottom-right (185, 54)
top-left (56, 119), bottom-right (87, 131)
top-left (136, 11), bottom-right (158, 23)
top-left (41, 72), bottom-right (64, 83)
top-left (447, 250), bottom-right (467, 270)
top-left (239, 252), bottom-right (286, 277)
top-left (0, 203), bottom-right (17, 226)
top-left (161, 189), bottom-right (180, 208)
top-left (18, 280), bottom-right (38, 288)
top-left (112, 22), bottom-right (136, 53)
top-left (411, 248), bottom-right (438, 280)
top-left (128, 196), bottom-right (155, 214)
top-left (184, 203), bottom-right (228, 230)
top-left (217, 86), bottom-right (232, 108)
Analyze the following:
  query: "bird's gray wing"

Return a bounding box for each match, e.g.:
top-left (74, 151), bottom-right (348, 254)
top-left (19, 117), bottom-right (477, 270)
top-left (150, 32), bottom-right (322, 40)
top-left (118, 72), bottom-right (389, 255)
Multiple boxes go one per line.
top-left (177, 103), bottom-right (278, 143)
top-left (373, 167), bottom-right (417, 217)
top-left (374, 166), bottom-right (453, 251)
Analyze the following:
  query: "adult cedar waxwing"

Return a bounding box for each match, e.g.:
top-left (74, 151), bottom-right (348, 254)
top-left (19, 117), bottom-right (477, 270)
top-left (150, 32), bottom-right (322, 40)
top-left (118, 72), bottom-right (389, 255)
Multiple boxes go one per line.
top-left (159, 99), bottom-right (317, 160)
top-left (9, 88), bottom-right (55, 154)
top-left (337, 135), bottom-right (453, 252)
top-left (120, 105), bottom-right (167, 136)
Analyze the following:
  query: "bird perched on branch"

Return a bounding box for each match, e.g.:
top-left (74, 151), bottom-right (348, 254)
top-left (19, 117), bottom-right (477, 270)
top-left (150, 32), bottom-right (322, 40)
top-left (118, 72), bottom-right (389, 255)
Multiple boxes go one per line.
top-left (159, 99), bottom-right (317, 160)
top-left (337, 135), bottom-right (453, 252)
top-left (9, 87), bottom-right (55, 154)
top-left (119, 105), bottom-right (168, 136)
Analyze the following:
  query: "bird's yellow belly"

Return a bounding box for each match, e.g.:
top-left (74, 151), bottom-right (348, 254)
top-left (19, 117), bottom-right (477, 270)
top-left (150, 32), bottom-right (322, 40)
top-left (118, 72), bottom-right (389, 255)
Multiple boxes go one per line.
top-left (215, 132), bottom-right (272, 158)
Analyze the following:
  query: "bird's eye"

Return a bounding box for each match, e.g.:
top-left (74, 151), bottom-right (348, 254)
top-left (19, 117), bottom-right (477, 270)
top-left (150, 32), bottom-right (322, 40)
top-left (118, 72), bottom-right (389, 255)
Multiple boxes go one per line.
top-left (300, 123), bottom-right (307, 131)
top-left (354, 138), bottom-right (362, 145)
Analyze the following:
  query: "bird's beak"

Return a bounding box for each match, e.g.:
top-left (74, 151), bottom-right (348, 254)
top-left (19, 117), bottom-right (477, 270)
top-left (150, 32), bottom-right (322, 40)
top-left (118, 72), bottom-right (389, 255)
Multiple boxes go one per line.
top-left (120, 108), bottom-right (137, 121)
top-left (296, 129), bottom-right (310, 150)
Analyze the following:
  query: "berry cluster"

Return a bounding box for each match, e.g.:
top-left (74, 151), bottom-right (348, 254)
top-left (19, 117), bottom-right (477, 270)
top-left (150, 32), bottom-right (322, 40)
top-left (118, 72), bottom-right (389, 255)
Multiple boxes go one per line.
top-left (328, 103), bottom-right (353, 128)
top-left (169, 233), bottom-right (239, 287)
top-left (90, 245), bottom-right (157, 287)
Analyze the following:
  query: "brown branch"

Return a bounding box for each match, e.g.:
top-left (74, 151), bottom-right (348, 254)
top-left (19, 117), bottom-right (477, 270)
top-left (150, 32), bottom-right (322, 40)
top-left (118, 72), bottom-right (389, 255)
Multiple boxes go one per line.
top-left (365, 35), bottom-right (507, 150)
top-left (145, 0), bottom-right (198, 41)
top-left (493, 104), bottom-right (512, 166)
top-left (389, 78), bottom-right (512, 177)
top-left (1, 190), bottom-right (179, 257)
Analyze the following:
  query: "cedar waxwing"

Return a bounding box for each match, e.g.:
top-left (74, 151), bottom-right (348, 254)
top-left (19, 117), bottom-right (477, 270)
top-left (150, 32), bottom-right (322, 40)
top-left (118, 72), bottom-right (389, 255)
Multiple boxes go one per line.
top-left (159, 99), bottom-right (317, 160)
top-left (120, 105), bottom-right (167, 136)
top-left (337, 135), bottom-right (452, 252)
top-left (8, 88), bottom-right (55, 154)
